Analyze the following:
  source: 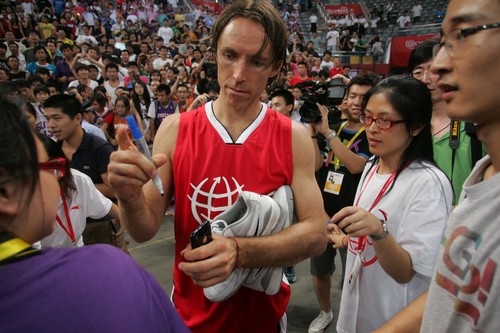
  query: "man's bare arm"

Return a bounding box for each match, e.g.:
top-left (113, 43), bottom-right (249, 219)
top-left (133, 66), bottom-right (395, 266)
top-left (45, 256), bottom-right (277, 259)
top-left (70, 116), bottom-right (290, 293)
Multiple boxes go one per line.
top-left (239, 122), bottom-right (328, 266)
top-left (373, 291), bottom-right (427, 333)
top-left (107, 116), bottom-right (179, 242)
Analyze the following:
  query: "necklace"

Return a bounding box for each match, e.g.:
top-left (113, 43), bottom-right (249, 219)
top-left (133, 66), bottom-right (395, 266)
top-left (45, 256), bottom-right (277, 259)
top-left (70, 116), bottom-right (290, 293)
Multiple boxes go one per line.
top-left (433, 123), bottom-right (450, 137)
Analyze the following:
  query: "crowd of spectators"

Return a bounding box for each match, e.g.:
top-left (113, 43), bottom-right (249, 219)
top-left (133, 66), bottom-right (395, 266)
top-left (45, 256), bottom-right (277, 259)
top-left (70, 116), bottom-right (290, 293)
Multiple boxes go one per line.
top-left (0, 0), bottom-right (389, 148)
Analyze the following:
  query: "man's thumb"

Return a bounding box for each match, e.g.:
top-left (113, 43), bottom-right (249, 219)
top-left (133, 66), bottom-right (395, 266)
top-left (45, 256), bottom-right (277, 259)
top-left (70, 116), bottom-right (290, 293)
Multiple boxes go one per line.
top-left (116, 127), bottom-right (135, 151)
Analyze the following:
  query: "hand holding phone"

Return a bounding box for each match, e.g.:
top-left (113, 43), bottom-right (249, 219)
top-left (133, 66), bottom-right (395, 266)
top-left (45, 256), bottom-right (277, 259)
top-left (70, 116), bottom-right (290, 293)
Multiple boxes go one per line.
top-left (190, 221), bottom-right (213, 249)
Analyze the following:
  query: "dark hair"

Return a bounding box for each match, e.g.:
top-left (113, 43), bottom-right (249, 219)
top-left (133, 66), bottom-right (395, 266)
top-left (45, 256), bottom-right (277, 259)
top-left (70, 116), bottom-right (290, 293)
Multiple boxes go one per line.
top-left (93, 86), bottom-right (107, 96)
top-left (76, 84), bottom-right (88, 94)
top-left (33, 45), bottom-right (49, 57)
top-left (91, 92), bottom-right (107, 109)
top-left (0, 97), bottom-right (39, 202)
top-left (115, 95), bottom-right (130, 110)
top-left (37, 134), bottom-right (76, 199)
top-left (270, 88), bottom-right (294, 106)
top-left (318, 69), bottom-right (329, 78)
top-left (36, 67), bottom-right (50, 76)
top-left (75, 63), bottom-right (89, 72)
top-left (361, 75), bottom-right (435, 188)
top-left (132, 81), bottom-right (151, 117)
top-left (211, 0), bottom-right (287, 72)
top-left (34, 85), bottom-right (50, 95)
top-left (126, 61), bottom-right (139, 68)
top-left (323, 50), bottom-right (332, 57)
top-left (60, 43), bottom-right (73, 52)
top-left (105, 62), bottom-right (119, 72)
top-left (408, 39), bottom-right (439, 74)
top-left (7, 55), bottom-right (19, 63)
top-left (43, 94), bottom-right (83, 119)
top-left (346, 72), bottom-right (380, 95)
top-left (0, 43), bottom-right (6, 50)
top-left (29, 77), bottom-right (44, 88)
top-left (0, 81), bottom-right (21, 97)
top-left (157, 84), bottom-right (171, 95)
top-left (22, 101), bottom-right (37, 119)
top-left (206, 80), bottom-right (220, 94)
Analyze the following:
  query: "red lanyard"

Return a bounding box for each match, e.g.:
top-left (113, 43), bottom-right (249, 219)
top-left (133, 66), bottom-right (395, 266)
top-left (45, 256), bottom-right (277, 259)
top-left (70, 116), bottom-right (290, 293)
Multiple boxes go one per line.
top-left (353, 162), bottom-right (411, 253)
top-left (55, 187), bottom-right (76, 246)
top-left (355, 165), bottom-right (396, 211)
top-left (354, 165), bottom-right (397, 253)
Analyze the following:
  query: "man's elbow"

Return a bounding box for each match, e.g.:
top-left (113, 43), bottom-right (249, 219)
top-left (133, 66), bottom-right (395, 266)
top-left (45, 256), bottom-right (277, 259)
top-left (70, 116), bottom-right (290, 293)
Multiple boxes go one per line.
top-left (308, 230), bottom-right (328, 257)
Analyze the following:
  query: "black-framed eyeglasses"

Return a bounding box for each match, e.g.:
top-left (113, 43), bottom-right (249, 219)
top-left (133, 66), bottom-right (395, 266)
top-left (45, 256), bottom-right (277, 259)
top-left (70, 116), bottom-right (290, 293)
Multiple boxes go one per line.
top-left (434, 23), bottom-right (500, 58)
top-left (39, 157), bottom-right (66, 180)
top-left (359, 115), bottom-right (405, 130)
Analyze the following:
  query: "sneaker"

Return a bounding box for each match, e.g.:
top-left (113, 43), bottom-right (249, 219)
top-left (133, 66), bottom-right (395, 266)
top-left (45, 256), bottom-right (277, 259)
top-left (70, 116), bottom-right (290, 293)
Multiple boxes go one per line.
top-left (308, 311), bottom-right (333, 333)
top-left (203, 185), bottom-right (294, 302)
top-left (284, 266), bottom-right (297, 284)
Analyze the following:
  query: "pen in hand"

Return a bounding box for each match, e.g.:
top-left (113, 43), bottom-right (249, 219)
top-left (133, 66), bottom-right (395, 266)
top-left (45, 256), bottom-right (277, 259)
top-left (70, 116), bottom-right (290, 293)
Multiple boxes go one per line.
top-left (125, 115), bottom-right (165, 196)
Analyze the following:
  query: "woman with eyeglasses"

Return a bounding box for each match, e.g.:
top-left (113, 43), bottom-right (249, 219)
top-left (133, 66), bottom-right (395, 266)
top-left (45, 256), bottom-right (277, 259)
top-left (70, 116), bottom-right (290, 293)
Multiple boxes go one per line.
top-left (36, 134), bottom-right (119, 249)
top-left (329, 76), bottom-right (453, 332)
top-left (0, 97), bottom-right (190, 332)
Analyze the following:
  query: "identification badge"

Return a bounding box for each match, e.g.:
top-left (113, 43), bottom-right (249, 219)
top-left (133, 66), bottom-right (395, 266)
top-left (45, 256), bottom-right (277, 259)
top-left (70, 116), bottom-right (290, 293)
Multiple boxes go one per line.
top-left (348, 251), bottom-right (364, 293)
top-left (324, 171), bottom-right (344, 195)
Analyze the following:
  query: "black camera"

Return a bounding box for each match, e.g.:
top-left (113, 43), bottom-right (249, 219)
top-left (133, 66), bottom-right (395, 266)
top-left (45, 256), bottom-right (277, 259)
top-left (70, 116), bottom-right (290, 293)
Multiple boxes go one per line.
top-left (298, 78), bottom-right (346, 125)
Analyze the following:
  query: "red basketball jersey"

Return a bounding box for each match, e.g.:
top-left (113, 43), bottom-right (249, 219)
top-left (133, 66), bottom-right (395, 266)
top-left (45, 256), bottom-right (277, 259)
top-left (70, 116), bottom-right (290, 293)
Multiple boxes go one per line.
top-left (172, 102), bottom-right (293, 333)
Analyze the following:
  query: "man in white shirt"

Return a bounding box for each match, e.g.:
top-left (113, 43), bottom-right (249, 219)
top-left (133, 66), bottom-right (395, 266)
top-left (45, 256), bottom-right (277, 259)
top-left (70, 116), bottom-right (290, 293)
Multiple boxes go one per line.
top-left (397, 10), bottom-right (411, 28)
top-left (320, 50), bottom-right (335, 71)
top-left (153, 46), bottom-right (173, 70)
top-left (75, 25), bottom-right (99, 46)
top-left (157, 19), bottom-right (174, 44)
top-left (325, 26), bottom-right (340, 52)
top-left (411, 0), bottom-right (423, 23)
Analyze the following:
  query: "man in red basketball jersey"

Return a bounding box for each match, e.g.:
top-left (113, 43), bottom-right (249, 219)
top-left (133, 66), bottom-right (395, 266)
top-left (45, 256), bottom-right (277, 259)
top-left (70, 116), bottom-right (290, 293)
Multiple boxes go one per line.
top-left (108, 1), bottom-right (327, 332)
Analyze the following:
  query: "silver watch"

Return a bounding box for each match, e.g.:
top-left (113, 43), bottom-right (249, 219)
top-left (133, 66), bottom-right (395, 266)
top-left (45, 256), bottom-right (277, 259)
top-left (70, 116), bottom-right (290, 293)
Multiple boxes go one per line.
top-left (370, 220), bottom-right (389, 241)
top-left (325, 130), bottom-right (337, 142)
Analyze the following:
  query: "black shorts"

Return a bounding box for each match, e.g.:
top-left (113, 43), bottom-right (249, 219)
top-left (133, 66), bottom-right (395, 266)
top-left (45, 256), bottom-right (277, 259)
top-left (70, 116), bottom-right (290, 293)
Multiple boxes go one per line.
top-left (310, 243), bottom-right (348, 277)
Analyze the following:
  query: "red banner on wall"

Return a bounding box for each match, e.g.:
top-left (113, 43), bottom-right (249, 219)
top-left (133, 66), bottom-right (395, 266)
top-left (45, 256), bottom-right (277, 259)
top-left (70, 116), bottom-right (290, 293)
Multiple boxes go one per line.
top-left (324, 4), bottom-right (363, 17)
top-left (390, 34), bottom-right (440, 68)
top-left (191, 0), bottom-right (224, 13)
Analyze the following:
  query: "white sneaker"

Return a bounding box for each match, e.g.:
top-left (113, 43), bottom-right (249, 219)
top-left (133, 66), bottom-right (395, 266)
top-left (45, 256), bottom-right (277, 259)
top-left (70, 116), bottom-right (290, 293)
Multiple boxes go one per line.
top-left (308, 311), bottom-right (333, 333)
top-left (203, 186), bottom-right (294, 302)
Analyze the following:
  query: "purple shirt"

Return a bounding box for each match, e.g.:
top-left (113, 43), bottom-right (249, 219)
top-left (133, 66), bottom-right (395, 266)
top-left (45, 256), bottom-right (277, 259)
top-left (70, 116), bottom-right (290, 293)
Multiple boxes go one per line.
top-left (0, 245), bottom-right (190, 333)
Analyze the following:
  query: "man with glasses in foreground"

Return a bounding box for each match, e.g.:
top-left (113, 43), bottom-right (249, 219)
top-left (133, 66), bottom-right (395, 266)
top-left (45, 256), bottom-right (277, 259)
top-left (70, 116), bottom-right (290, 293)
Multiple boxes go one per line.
top-left (375, 0), bottom-right (500, 331)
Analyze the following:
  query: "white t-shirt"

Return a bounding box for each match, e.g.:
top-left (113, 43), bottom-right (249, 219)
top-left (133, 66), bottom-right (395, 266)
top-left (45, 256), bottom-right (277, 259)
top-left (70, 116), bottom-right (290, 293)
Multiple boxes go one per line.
top-left (68, 79), bottom-right (99, 90)
top-left (412, 4), bottom-right (423, 18)
top-left (326, 30), bottom-right (340, 47)
top-left (157, 26), bottom-right (174, 44)
top-left (320, 59), bottom-right (334, 71)
top-left (75, 34), bottom-right (98, 46)
top-left (152, 57), bottom-right (173, 70)
top-left (40, 169), bottom-right (113, 248)
top-left (397, 15), bottom-right (411, 28)
top-left (337, 159), bottom-right (453, 333)
top-left (103, 79), bottom-right (124, 104)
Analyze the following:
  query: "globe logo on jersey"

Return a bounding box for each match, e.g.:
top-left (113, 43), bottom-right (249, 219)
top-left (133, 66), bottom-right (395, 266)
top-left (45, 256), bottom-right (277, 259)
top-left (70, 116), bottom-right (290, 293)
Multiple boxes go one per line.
top-left (188, 177), bottom-right (245, 224)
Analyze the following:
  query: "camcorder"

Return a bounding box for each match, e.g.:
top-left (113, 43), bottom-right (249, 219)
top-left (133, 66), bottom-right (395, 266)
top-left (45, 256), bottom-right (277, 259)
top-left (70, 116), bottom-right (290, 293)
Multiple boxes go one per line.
top-left (298, 78), bottom-right (346, 127)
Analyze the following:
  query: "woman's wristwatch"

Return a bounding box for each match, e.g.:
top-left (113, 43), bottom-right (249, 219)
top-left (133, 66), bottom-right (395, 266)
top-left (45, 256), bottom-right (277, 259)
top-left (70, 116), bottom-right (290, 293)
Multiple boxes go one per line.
top-left (370, 220), bottom-right (390, 241)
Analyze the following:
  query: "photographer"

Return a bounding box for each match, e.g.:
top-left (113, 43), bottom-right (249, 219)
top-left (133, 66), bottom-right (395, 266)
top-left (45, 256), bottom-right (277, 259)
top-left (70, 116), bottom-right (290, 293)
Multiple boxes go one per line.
top-left (307, 73), bottom-right (379, 333)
